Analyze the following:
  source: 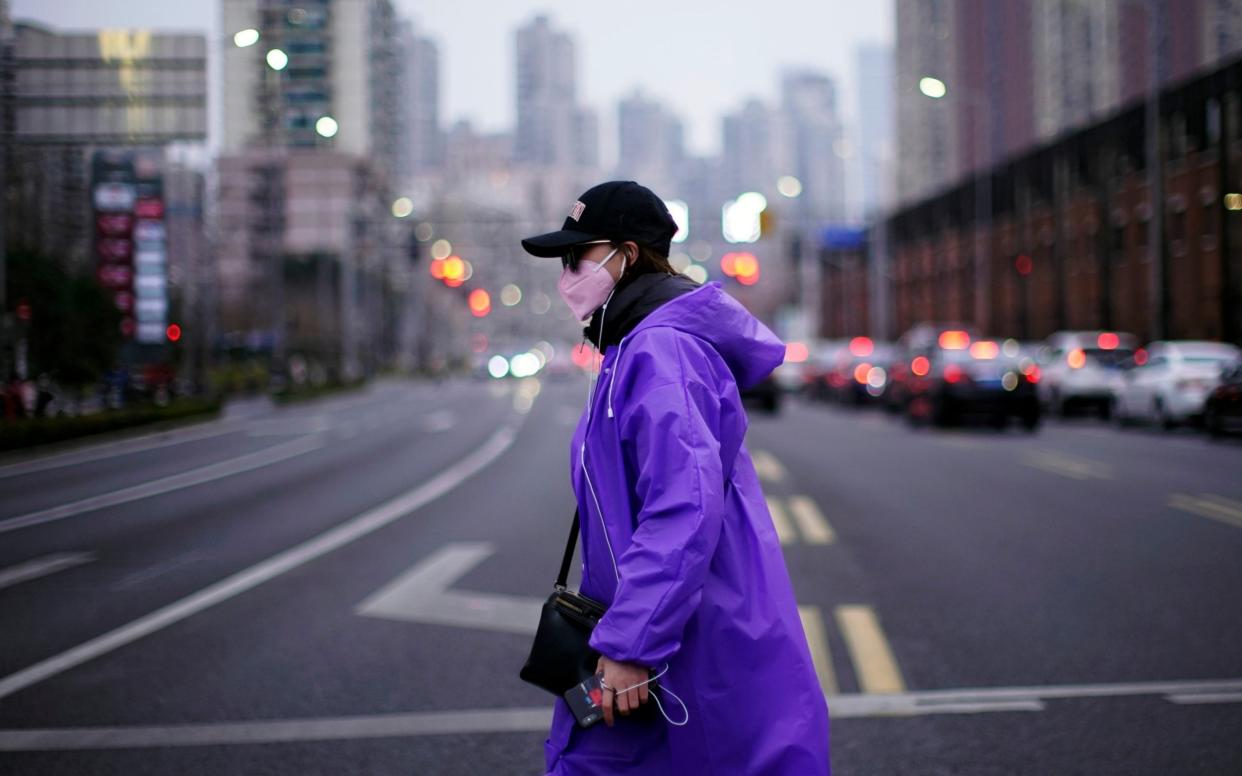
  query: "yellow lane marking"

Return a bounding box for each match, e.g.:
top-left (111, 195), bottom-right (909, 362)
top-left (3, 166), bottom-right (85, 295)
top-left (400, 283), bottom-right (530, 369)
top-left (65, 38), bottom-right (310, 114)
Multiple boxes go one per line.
top-left (751, 450), bottom-right (787, 483)
top-left (836, 605), bottom-right (906, 694)
top-left (788, 496), bottom-right (836, 545)
top-left (766, 497), bottom-right (796, 544)
top-left (1169, 493), bottom-right (1242, 530)
top-left (1020, 450), bottom-right (1111, 480)
top-left (798, 605), bottom-right (839, 695)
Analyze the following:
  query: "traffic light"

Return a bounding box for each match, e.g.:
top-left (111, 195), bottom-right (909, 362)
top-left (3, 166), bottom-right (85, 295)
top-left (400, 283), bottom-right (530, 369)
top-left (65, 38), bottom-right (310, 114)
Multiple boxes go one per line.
top-left (468, 289), bottom-right (491, 317)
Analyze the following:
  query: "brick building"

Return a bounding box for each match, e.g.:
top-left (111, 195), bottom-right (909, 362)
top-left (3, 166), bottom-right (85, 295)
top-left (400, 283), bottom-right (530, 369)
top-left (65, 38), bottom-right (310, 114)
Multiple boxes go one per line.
top-left (882, 56), bottom-right (1242, 345)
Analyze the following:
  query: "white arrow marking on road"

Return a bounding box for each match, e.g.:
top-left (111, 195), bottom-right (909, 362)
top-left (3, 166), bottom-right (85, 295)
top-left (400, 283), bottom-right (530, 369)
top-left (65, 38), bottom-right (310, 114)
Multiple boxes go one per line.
top-left (357, 543), bottom-right (542, 635)
top-left (0, 552), bottom-right (94, 591)
top-left (0, 435), bottom-right (325, 536)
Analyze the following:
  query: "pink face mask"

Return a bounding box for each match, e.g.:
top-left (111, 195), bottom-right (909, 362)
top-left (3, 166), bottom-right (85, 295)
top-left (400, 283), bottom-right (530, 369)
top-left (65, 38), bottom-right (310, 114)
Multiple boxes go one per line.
top-left (558, 247), bottom-right (623, 321)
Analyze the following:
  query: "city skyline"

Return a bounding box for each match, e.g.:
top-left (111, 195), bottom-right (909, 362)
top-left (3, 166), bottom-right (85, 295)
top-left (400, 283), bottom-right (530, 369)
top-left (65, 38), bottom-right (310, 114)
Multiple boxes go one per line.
top-left (8, 0), bottom-right (892, 160)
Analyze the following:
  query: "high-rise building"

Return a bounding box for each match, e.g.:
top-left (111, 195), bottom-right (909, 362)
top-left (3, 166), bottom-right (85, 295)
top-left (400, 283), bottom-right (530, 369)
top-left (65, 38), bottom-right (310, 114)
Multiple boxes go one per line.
top-left (218, 0), bottom-right (408, 378)
top-left (513, 15), bottom-right (596, 168)
top-left (721, 99), bottom-right (784, 199)
top-left (222, 0), bottom-right (401, 168)
top-left (896, 0), bottom-right (1242, 204)
top-left (3, 22), bottom-right (207, 269)
top-left (856, 45), bottom-right (894, 217)
top-left (616, 90), bottom-right (684, 184)
top-left (781, 70), bottom-right (847, 223)
top-left (397, 19), bottom-right (442, 178)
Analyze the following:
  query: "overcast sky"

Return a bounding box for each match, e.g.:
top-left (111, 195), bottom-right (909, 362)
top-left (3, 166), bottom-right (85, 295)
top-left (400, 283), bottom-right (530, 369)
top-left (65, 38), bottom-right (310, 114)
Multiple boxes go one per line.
top-left (11, 0), bottom-right (893, 158)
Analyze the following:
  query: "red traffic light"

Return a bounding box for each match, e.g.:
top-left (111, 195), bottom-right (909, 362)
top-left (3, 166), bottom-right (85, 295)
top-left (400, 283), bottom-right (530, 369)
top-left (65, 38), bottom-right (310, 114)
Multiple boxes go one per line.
top-left (468, 289), bottom-right (491, 317)
top-left (166, 323), bottom-right (182, 342)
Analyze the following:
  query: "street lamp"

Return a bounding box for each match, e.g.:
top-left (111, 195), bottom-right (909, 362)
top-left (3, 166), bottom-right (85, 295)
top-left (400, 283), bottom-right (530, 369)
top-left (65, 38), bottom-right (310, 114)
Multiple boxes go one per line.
top-left (918, 74), bottom-right (992, 332)
top-left (233, 28), bottom-right (259, 48)
top-left (315, 115), bottom-right (338, 138)
top-left (265, 48), bottom-right (288, 71)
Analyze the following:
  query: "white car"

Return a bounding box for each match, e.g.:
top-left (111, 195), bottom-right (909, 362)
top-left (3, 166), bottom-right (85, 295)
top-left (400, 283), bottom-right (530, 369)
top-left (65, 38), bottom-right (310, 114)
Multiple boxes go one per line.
top-left (1112, 340), bottom-right (1242, 428)
top-left (1038, 330), bottom-right (1140, 417)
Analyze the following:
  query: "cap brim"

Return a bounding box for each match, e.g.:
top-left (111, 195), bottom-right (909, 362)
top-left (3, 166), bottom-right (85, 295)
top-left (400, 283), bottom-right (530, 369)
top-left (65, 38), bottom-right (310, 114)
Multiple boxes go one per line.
top-left (520, 229), bottom-right (605, 258)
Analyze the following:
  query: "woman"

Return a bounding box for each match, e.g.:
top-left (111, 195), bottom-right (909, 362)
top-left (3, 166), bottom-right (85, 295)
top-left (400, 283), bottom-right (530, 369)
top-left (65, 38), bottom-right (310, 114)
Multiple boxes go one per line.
top-left (522, 181), bottom-right (831, 775)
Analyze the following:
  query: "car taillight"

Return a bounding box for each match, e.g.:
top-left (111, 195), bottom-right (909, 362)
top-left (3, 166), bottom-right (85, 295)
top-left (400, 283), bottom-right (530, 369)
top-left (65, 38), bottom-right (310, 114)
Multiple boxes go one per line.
top-left (1067, 349), bottom-right (1086, 369)
top-left (1023, 364), bottom-right (1041, 383)
top-left (944, 364), bottom-right (964, 384)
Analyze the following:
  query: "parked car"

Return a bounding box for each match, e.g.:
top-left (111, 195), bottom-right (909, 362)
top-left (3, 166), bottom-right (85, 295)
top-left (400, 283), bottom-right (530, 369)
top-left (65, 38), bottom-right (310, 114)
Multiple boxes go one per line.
top-left (1205, 362), bottom-right (1242, 437)
top-left (741, 374), bottom-right (781, 414)
top-left (905, 338), bottom-right (1042, 430)
top-left (1038, 330), bottom-right (1139, 417)
top-left (827, 338), bottom-right (897, 405)
top-left (804, 340), bottom-right (849, 401)
top-left (884, 325), bottom-right (980, 414)
top-left (1112, 340), bottom-right (1242, 428)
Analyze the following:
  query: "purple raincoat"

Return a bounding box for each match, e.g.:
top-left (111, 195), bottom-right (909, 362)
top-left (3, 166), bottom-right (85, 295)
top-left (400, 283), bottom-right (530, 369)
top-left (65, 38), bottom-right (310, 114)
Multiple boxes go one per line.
top-left (545, 282), bottom-right (831, 775)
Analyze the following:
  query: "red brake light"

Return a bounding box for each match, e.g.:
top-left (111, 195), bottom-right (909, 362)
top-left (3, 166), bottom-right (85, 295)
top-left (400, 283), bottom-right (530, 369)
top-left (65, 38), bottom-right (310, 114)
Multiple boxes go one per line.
top-left (853, 362), bottom-right (871, 384)
top-left (939, 330), bottom-right (970, 350)
top-left (944, 364), bottom-right (964, 383)
top-left (1024, 365), bottom-right (1041, 383)
top-left (849, 337), bottom-right (874, 357)
top-left (969, 341), bottom-right (999, 360)
top-left (911, 356), bottom-right (930, 377)
top-left (1134, 348), bottom-right (1148, 366)
top-left (1098, 332), bottom-right (1119, 350)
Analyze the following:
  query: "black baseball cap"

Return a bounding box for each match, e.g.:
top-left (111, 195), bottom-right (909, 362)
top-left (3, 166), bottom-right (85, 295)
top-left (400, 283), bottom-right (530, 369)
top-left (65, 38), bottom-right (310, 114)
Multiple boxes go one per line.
top-left (520, 181), bottom-right (678, 259)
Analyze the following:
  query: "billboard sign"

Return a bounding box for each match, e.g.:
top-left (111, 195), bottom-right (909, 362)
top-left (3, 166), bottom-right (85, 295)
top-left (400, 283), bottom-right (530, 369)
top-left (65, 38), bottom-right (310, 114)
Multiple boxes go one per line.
top-left (93, 149), bottom-right (169, 343)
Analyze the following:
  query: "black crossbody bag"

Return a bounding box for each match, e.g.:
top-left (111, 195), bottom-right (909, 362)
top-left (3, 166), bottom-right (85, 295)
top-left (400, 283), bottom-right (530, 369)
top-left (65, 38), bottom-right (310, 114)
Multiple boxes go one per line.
top-left (519, 509), bottom-right (608, 695)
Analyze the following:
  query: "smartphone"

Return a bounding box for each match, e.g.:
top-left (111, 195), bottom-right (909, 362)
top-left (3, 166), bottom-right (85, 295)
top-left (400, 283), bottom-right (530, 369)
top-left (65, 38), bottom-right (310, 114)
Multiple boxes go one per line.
top-left (563, 674), bottom-right (605, 728)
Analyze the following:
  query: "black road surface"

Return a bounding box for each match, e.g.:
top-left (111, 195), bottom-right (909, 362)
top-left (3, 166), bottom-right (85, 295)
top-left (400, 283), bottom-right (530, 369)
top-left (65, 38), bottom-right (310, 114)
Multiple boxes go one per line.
top-left (1, 377), bottom-right (1240, 775)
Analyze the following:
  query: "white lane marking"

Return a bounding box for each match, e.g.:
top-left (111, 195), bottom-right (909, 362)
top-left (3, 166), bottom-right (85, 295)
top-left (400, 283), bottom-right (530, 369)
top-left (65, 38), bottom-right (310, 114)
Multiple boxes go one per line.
top-left (836, 605), bottom-right (907, 694)
top-left (788, 496), bottom-right (835, 545)
top-left (1167, 691), bottom-right (1242, 705)
top-left (1168, 493), bottom-right (1242, 530)
top-left (0, 421), bottom-right (241, 480)
top-left (357, 543), bottom-right (542, 634)
top-left (5, 678), bottom-right (1242, 750)
top-left (750, 450), bottom-right (786, 483)
top-left (0, 435), bottom-right (326, 536)
top-left (0, 423), bottom-right (521, 701)
top-left (765, 497), bottom-right (796, 545)
top-left (1019, 450), bottom-right (1111, 480)
top-left (798, 605), bottom-right (839, 695)
top-left (0, 553), bottom-right (94, 591)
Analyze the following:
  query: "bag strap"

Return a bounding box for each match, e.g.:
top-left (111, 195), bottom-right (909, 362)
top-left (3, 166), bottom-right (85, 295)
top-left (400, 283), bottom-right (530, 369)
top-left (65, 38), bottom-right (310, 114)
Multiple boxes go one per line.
top-left (556, 509), bottom-right (580, 589)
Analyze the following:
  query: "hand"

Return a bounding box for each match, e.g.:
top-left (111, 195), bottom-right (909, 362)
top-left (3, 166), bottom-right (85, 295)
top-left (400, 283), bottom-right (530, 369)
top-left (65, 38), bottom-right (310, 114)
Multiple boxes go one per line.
top-left (596, 655), bottom-right (651, 727)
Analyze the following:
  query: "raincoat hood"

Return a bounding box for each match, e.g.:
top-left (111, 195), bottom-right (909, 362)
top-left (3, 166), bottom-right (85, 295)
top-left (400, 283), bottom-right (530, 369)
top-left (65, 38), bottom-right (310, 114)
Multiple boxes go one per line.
top-left (621, 281), bottom-right (785, 391)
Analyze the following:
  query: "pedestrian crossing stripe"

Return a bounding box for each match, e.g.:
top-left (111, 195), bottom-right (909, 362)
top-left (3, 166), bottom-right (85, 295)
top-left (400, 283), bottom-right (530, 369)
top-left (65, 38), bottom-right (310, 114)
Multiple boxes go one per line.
top-left (765, 496), bottom-right (835, 545)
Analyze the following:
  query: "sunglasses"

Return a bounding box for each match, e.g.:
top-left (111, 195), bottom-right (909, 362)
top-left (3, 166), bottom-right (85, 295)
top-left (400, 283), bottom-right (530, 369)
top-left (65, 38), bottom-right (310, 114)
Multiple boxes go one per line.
top-left (561, 240), bottom-right (613, 271)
